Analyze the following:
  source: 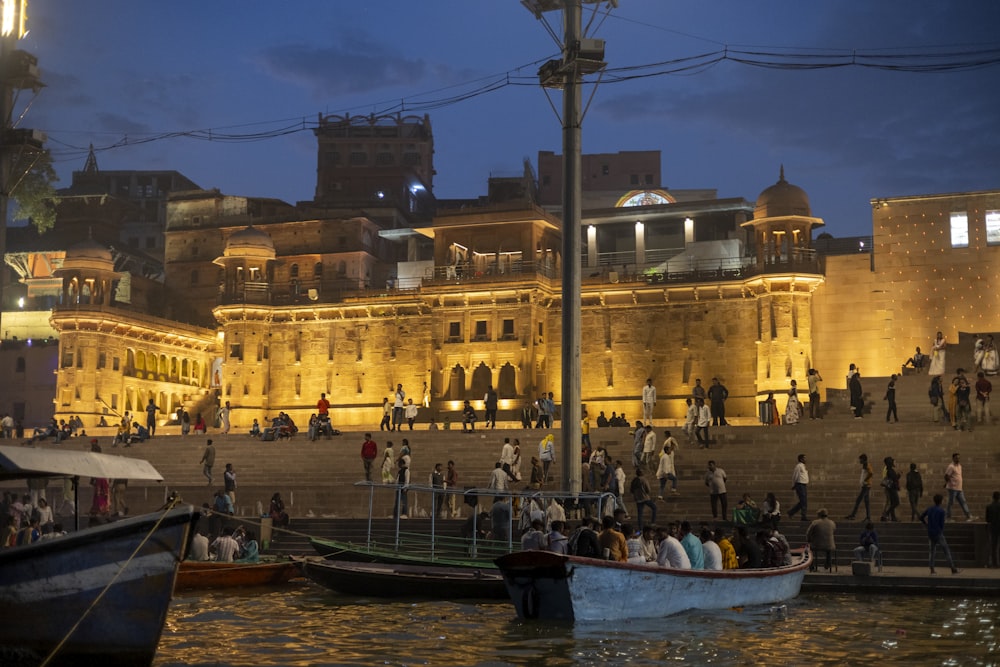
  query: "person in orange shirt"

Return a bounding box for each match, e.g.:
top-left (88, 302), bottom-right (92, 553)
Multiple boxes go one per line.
top-left (597, 515), bottom-right (628, 562)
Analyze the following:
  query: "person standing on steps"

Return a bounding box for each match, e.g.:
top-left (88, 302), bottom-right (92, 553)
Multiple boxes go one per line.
top-left (846, 453), bottom-right (873, 522)
top-left (884, 375), bottom-right (899, 423)
top-left (392, 384), bottom-right (405, 432)
top-left (849, 370), bottom-right (864, 419)
top-left (445, 460), bottom-right (460, 518)
top-left (807, 368), bottom-right (823, 419)
top-left (218, 400), bottom-right (232, 434)
top-left (920, 493), bottom-right (960, 575)
top-left (642, 378), bottom-right (656, 424)
top-left (200, 439), bottom-right (216, 486)
top-left (483, 385), bottom-right (499, 429)
top-left (708, 377), bottom-right (729, 426)
top-left (379, 397), bottom-right (391, 431)
top-left (786, 454), bottom-right (809, 522)
top-left (145, 398), bottom-right (160, 437)
top-left (360, 433), bottom-right (378, 482)
top-left (928, 331), bottom-right (947, 377)
top-left (703, 460), bottom-right (728, 520)
top-left (906, 462), bottom-right (924, 521)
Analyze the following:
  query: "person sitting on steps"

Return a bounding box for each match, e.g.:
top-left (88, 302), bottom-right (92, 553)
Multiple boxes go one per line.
top-left (904, 347), bottom-right (928, 371)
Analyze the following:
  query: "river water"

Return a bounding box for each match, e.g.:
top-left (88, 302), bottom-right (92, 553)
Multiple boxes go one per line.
top-left (155, 585), bottom-right (999, 666)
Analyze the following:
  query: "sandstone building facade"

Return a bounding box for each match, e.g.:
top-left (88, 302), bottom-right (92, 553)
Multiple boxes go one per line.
top-left (4, 113), bottom-right (998, 431)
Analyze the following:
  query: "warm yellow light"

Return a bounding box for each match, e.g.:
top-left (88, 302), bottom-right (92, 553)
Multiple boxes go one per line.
top-left (1, 0), bottom-right (27, 38)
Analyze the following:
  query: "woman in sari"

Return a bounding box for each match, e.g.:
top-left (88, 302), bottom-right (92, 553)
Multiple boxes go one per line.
top-left (784, 381), bottom-right (801, 425)
top-left (928, 331), bottom-right (947, 376)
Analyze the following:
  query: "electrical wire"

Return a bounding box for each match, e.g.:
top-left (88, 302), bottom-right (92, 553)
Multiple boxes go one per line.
top-left (37, 41), bottom-right (1000, 166)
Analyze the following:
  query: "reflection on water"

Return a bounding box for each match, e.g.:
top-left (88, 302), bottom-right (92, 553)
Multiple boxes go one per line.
top-left (156, 584), bottom-right (1000, 666)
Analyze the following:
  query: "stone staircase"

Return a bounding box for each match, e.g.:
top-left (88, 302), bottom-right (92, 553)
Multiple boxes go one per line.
top-left (6, 369), bottom-right (996, 568)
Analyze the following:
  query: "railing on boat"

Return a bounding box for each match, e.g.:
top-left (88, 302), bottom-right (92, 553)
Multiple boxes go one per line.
top-left (354, 482), bottom-right (617, 560)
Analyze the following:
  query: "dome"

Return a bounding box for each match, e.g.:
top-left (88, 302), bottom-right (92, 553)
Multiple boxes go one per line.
top-left (754, 166), bottom-right (811, 219)
top-left (222, 225), bottom-right (275, 259)
top-left (61, 238), bottom-right (115, 273)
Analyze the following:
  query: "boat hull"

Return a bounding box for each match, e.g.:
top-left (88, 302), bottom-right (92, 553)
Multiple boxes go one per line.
top-left (174, 560), bottom-right (302, 591)
top-left (0, 506), bottom-right (197, 667)
top-left (310, 536), bottom-right (501, 569)
top-left (302, 558), bottom-right (507, 599)
top-left (496, 549), bottom-right (812, 621)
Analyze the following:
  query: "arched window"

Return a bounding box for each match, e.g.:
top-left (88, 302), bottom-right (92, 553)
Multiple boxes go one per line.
top-left (314, 262), bottom-right (323, 278)
top-left (290, 263), bottom-right (299, 278)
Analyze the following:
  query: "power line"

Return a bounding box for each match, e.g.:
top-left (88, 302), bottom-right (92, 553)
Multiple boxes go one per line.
top-left (40, 42), bottom-right (1000, 166)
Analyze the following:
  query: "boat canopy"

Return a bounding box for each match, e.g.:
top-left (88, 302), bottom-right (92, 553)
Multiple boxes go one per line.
top-left (0, 445), bottom-right (165, 482)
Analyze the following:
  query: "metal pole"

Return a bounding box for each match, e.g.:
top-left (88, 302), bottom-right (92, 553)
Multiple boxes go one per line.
top-left (560, 0), bottom-right (583, 495)
top-left (0, 30), bottom-right (14, 339)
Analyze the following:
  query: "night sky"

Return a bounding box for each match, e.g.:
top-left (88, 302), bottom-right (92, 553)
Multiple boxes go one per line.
top-left (13, 1), bottom-right (1000, 238)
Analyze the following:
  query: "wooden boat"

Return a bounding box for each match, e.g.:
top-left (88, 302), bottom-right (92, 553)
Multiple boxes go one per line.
top-left (309, 535), bottom-right (506, 569)
top-left (495, 549), bottom-right (813, 621)
top-left (175, 559), bottom-right (302, 591)
top-left (0, 445), bottom-right (198, 666)
top-left (301, 558), bottom-right (507, 599)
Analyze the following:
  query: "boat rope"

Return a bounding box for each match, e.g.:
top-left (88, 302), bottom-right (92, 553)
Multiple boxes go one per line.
top-left (40, 495), bottom-right (185, 667)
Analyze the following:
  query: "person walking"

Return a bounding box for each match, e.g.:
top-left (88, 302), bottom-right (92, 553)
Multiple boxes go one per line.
top-left (884, 375), bottom-right (899, 423)
top-left (656, 435), bottom-right (679, 498)
top-left (845, 453), bottom-right (873, 521)
top-left (703, 460), bottom-right (728, 520)
top-left (786, 454), bottom-right (809, 522)
top-left (695, 398), bottom-right (711, 447)
top-left (629, 468), bottom-right (657, 530)
top-left (879, 456), bottom-right (901, 522)
top-left (919, 494), bottom-right (960, 574)
top-left (199, 439), bottom-right (216, 486)
top-left (906, 463), bottom-right (924, 521)
top-left (944, 452), bottom-right (976, 521)
top-left (360, 433), bottom-right (378, 482)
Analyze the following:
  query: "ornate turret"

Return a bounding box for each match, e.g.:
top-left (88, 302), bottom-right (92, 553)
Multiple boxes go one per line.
top-left (213, 226), bottom-right (276, 304)
top-left (54, 238), bottom-right (120, 306)
top-left (742, 166), bottom-right (824, 267)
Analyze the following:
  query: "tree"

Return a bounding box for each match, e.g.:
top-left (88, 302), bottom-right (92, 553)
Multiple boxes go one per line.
top-left (8, 147), bottom-right (58, 233)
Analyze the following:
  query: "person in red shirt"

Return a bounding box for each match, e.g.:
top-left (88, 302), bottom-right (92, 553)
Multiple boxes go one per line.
top-left (360, 433), bottom-right (378, 482)
top-left (317, 393), bottom-right (330, 417)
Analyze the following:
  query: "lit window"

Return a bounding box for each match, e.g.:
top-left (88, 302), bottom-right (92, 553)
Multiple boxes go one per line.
top-left (986, 210), bottom-right (1000, 245)
top-left (950, 212), bottom-right (969, 248)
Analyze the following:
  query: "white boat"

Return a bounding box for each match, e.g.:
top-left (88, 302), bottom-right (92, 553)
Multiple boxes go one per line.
top-left (0, 445), bottom-right (198, 666)
top-left (495, 549), bottom-right (812, 621)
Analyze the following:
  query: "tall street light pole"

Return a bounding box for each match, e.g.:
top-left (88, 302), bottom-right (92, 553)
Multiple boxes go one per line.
top-left (523, 0), bottom-right (612, 496)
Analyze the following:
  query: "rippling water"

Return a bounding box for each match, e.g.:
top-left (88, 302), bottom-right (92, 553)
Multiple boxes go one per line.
top-left (156, 584), bottom-right (1000, 666)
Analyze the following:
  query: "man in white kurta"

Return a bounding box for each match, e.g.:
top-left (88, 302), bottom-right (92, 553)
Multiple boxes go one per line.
top-left (642, 378), bottom-right (657, 423)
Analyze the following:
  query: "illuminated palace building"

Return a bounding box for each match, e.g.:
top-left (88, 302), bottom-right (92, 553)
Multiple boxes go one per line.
top-left (2, 112), bottom-right (999, 429)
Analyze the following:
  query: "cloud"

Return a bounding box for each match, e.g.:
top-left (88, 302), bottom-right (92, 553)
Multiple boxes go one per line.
top-left (255, 31), bottom-right (430, 97)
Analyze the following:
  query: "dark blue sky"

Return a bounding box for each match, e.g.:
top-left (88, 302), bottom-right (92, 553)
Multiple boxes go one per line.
top-left (15, 1), bottom-right (1000, 238)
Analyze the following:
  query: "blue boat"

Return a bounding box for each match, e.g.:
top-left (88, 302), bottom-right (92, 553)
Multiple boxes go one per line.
top-left (0, 445), bottom-right (198, 666)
